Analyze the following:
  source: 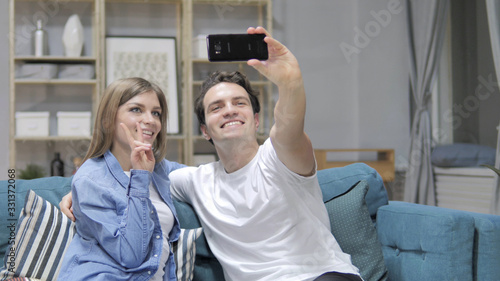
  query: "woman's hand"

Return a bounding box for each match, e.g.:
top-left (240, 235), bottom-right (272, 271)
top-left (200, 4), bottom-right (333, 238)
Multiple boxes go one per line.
top-left (120, 122), bottom-right (155, 172)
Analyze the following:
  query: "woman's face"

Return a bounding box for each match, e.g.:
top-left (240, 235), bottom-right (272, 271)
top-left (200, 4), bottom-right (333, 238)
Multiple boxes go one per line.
top-left (112, 91), bottom-right (162, 156)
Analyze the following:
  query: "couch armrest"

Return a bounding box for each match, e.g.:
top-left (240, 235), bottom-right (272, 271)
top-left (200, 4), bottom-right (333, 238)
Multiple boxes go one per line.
top-left (468, 212), bottom-right (500, 281)
top-left (376, 201), bottom-right (475, 281)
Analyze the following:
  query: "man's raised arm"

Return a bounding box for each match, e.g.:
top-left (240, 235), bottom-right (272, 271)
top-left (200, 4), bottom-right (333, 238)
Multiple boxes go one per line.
top-left (247, 27), bottom-right (315, 176)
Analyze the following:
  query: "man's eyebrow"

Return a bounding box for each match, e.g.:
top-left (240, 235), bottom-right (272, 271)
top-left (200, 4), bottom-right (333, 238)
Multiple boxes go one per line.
top-left (233, 96), bottom-right (250, 102)
top-left (206, 99), bottom-right (223, 109)
top-left (206, 96), bottom-right (250, 109)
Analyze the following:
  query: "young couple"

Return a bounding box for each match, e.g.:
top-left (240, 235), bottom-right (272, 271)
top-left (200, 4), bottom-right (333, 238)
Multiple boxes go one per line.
top-left (57, 27), bottom-right (363, 281)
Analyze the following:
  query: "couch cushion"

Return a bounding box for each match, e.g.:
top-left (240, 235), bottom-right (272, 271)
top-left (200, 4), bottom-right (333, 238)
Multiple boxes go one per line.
top-left (318, 163), bottom-right (387, 220)
top-left (325, 180), bottom-right (387, 281)
top-left (0, 177), bottom-right (73, 257)
top-left (377, 201), bottom-right (475, 281)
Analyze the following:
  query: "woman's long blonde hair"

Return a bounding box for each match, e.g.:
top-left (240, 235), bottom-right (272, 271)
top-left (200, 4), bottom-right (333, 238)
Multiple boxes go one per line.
top-left (82, 77), bottom-right (169, 164)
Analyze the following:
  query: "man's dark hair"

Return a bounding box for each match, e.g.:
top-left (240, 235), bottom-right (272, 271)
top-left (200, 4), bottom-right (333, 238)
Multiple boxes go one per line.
top-left (195, 70), bottom-right (261, 128)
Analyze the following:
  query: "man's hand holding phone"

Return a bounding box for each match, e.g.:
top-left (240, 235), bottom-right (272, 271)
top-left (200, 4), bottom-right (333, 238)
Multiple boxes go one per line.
top-left (206, 33), bottom-right (268, 62)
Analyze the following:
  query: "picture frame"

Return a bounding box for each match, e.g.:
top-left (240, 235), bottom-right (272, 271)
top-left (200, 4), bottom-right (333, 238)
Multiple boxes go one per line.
top-left (106, 37), bottom-right (179, 134)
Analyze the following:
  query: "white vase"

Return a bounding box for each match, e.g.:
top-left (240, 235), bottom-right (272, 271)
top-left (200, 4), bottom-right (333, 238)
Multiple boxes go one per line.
top-left (62, 14), bottom-right (84, 57)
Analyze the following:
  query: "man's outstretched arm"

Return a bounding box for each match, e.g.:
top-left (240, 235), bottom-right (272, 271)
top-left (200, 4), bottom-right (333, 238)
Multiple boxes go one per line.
top-left (247, 27), bottom-right (315, 176)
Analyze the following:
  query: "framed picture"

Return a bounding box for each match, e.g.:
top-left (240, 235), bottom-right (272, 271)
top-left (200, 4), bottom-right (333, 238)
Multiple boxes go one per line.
top-left (106, 37), bottom-right (179, 134)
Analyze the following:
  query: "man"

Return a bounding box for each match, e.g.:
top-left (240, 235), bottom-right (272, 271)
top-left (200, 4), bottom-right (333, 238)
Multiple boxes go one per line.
top-left (61, 27), bottom-right (362, 281)
top-left (169, 27), bottom-right (361, 281)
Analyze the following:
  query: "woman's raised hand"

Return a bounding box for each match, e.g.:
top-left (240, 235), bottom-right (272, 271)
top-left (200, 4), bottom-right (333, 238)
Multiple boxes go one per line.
top-left (120, 122), bottom-right (155, 172)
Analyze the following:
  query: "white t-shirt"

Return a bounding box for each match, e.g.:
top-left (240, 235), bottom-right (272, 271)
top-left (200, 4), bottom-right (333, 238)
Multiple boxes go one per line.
top-left (124, 171), bottom-right (174, 281)
top-left (170, 139), bottom-right (360, 281)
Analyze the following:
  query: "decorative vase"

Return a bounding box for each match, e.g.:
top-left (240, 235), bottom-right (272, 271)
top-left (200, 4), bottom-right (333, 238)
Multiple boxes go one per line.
top-left (33, 19), bottom-right (48, 57)
top-left (62, 14), bottom-right (84, 57)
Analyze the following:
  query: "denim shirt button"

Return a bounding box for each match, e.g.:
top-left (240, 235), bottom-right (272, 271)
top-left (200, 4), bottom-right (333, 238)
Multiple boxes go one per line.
top-left (148, 271), bottom-right (151, 275)
top-left (154, 254), bottom-right (158, 257)
top-left (156, 235), bottom-right (161, 239)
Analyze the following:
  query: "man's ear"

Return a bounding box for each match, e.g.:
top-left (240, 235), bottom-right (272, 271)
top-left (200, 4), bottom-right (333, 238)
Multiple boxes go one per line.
top-left (200, 124), bottom-right (211, 141)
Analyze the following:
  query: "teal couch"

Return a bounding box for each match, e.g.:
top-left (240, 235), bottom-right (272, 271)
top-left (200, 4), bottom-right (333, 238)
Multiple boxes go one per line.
top-left (1, 163), bottom-right (499, 281)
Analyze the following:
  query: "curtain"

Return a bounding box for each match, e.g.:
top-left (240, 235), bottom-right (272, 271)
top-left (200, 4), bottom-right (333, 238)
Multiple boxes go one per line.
top-left (404, 0), bottom-right (449, 205)
top-left (486, 0), bottom-right (500, 215)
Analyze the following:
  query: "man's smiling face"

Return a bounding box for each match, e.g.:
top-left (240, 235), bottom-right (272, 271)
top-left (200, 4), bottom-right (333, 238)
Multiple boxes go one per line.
top-left (201, 82), bottom-right (259, 144)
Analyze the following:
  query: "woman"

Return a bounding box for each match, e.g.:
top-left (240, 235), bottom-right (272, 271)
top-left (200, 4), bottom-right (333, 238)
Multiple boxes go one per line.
top-left (58, 77), bottom-right (184, 281)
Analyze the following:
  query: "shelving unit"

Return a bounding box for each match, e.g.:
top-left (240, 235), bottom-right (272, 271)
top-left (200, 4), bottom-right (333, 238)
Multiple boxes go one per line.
top-left (182, 0), bottom-right (273, 165)
top-left (9, 0), bottom-right (273, 172)
top-left (9, 0), bottom-right (100, 175)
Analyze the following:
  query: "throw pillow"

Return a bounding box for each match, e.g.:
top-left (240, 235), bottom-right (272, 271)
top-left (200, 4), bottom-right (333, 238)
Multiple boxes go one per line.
top-left (431, 143), bottom-right (496, 167)
top-left (325, 180), bottom-right (388, 281)
top-left (0, 190), bottom-right (75, 281)
top-left (318, 163), bottom-right (388, 221)
top-left (0, 176), bottom-right (73, 257)
top-left (173, 228), bottom-right (203, 281)
top-left (0, 190), bottom-right (201, 281)
top-left (5, 277), bottom-right (41, 281)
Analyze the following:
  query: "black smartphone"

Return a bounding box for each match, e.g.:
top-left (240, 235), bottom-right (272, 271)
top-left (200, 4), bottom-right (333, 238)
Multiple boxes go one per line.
top-left (206, 34), bottom-right (268, 62)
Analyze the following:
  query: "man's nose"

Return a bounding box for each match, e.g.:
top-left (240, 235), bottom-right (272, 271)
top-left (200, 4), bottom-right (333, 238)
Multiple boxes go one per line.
top-left (222, 103), bottom-right (237, 117)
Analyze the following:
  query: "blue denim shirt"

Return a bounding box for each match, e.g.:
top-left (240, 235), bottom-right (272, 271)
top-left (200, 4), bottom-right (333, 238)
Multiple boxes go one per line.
top-left (58, 151), bottom-right (185, 281)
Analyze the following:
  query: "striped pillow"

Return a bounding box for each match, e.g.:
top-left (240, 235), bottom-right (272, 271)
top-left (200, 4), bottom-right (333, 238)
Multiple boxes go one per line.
top-left (6, 277), bottom-right (41, 281)
top-left (0, 190), bottom-right (75, 281)
top-left (173, 228), bottom-right (203, 281)
top-left (0, 190), bottom-right (202, 281)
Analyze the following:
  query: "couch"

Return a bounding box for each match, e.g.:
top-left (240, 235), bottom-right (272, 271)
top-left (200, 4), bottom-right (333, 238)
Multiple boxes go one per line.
top-left (0, 163), bottom-right (499, 281)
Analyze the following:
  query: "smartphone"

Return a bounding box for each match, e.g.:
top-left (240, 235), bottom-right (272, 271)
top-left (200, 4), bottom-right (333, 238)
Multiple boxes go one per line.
top-left (206, 34), bottom-right (268, 62)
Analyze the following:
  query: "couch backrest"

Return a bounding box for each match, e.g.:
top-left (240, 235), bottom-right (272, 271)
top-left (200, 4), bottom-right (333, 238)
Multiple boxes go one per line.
top-left (0, 163), bottom-right (388, 281)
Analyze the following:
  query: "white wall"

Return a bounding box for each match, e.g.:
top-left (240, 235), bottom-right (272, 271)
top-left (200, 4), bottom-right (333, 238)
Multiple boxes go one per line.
top-left (0, 0), bottom-right (412, 178)
top-left (273, 0), bottom-right (410, 169)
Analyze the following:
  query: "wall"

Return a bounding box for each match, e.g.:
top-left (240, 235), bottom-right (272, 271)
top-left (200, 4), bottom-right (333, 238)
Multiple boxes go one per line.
top-left (1, 0), bottom-right (412, 178)
top-left (273, 0), bottom-right (410, 169)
